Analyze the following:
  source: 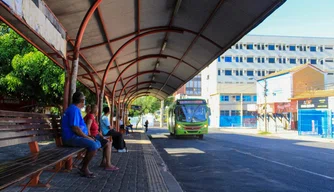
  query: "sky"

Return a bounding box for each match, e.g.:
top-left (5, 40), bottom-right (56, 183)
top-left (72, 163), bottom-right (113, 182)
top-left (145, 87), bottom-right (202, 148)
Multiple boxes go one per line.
top-left (249, 0), bottom-right (334, 38)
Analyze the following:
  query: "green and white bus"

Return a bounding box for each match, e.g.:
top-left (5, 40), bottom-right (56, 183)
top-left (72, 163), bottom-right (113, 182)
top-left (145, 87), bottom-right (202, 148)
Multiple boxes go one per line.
top-left (167, 98), bottom-right (209, 139)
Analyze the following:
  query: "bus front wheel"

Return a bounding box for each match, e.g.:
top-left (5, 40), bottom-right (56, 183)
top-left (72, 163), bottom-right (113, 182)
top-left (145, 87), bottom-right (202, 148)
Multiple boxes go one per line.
top-left (198, 135), bottom-right (204, 139)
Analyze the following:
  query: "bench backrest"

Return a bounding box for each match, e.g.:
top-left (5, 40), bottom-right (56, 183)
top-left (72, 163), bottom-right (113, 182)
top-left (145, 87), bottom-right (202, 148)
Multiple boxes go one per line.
top-left (0, 110), bottom-right (61, 147)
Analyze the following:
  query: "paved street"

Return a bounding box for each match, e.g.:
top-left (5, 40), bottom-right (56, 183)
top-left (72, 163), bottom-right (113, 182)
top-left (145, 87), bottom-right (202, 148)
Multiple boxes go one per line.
top-left (148, 127), bottom-right (334, 192)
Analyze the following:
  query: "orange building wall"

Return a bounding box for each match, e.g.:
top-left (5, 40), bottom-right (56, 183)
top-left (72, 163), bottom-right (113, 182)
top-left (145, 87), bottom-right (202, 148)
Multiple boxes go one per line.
top-left (292, 67), bottom-right (325, 97)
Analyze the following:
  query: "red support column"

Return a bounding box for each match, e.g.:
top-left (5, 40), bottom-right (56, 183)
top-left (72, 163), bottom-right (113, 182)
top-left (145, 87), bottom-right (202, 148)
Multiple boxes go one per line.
top-left (70, 0), bottom-right (102, 99)
top-left (62, 59), bottom-right (70, 111)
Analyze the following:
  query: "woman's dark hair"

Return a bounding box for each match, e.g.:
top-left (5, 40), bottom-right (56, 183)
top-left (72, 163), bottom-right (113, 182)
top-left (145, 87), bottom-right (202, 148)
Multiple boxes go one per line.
top-left (103, 106), bottom-right (110, 114)
top-left (72, 91), bottom-right (85, 104)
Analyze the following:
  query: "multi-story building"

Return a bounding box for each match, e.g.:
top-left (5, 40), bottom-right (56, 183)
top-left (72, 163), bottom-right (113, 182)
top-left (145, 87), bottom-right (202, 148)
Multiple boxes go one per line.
top-left (199, 35), bottom-right (334, 128)
top-left (173, 74), bottom-right (201, 100)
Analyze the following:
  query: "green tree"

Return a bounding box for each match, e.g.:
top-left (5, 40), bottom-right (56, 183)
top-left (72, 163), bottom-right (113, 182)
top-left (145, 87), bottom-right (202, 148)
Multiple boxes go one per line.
top-left (164, 96), bottom-right (174, 108)
top-left (128, 96), bottom-right (161, 128)
top-left (0, 23), bottom-right (96, 113)
top-left (2, 50), bottom-right (65, 108)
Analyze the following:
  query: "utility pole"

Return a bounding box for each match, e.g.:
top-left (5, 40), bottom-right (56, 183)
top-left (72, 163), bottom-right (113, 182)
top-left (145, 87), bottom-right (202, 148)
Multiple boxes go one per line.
top-left (264, 79), bottom-right (268, 132)
top-left (240, 93), bottom-right (243, 127)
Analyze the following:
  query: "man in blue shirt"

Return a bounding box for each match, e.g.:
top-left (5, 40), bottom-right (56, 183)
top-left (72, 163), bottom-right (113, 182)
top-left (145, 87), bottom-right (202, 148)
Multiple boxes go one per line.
top-left (62, 91), bottom-right (101, 178)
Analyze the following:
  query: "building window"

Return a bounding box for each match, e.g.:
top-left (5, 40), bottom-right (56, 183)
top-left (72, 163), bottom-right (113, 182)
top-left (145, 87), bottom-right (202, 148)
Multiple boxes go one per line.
top-left (278, 58), bottom-right (282, 63)
top-left (262, 71), bottom-right (265, 76)
top-left (257, 71), bottom-right (261, 76)
top-left (304, 58), bottom-right (307, 64)
top-left (253, 96), bottom-right (257, 102)
top-left (242, 95), bottom-right (252, 102)
top-left (310, 59), bottom-right (317, 64)
top-left (289, 45), bottom-right (296, 51)
top-left (235, 70), bottom-right (239, 76)
top-left (257, 58), bottom-right (261, 63)
top-left (218, 69), bottom-right (221, 75)
top-left (240, 44), bottom-right (243, 49)
top-left (235, 96), bottom-right (240, 101)
top-left (328, 73), bottom-right (334, 75)
top-left (235, 57), bottom-right (239, 62)
top-left (299, 46), bottom-right (303, 51)
top-left (299, 58), bottom-right (304, 64)
top-left (325, 59), bottom-right (333, 62)
top-left (220, 110), bottom-right (229, 116)
top-left (290, 58), bottom-right (296, 64)
top-left (247, 44), bottom-right (253, 50)
top-left (325, 46), bottom-right (333, 50)
top-left (320, 46), bottom-right (323, 52)
top-left (231, 110), bottom-right (240, 116)
top-left (278, 45), bottom-right (282, 50)
top-left (261, 58), bottom-right (265, 63)
top-left (320, 60), bottom-right (324, 65)
top-left (257, 44), bottom-right (261, 50)
top-left (240, 70), bottom-right (243, 76)
top-left (269, 57), bottom-right (275, 63)
top-left (220, 95), bottom-right (229, 102)
top-left (247, 57), bottom-right (254, 63)
top-left (269, 70), bottom-right (275, 74)
top-left (235, 44), bottom-right (239, 49)
top-left (224, 56), bottom-right (232, 62)
top-left (268, 44), bottom-right (275, 50)
top-left (310, 46), bottom-right (316, 52)
top-left (225, 70), bottom-right (232, 76)
top-left (247, 70), bottom-right (254, 76)
top-left (240, 57), bottom-right (243, 62)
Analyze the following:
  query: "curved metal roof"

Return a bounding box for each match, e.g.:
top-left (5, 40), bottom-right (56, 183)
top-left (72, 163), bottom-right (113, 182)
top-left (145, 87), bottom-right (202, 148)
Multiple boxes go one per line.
top-left (0, 0), bottom-right (285, 102)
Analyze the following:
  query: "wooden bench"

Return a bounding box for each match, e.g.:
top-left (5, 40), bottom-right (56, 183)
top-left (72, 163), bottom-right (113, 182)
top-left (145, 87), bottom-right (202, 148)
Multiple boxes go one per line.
top-left (0, 110), bottom-right (85, 191)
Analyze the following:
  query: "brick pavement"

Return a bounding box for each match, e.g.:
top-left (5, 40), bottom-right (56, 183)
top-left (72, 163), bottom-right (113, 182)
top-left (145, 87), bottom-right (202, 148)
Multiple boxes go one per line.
top-left (2, 130), bottom-right (179, 192)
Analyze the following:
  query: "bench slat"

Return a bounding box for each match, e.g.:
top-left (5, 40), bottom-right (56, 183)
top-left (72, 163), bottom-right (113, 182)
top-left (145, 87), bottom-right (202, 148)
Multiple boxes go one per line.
top-left (0, 110), bottom-right (49, 118)
top-left (0, 135), bottom-right (53, 147)
top-left (0, 118), bottom-right (50, 124)
top-left (0, 148), bottom-right (64, 177)
top-left (0, 124), bottom-right (51, 131)
top-left (0, 130), bottom-right (53, 139)
top-left (0, 147), bottom-right (84, 190)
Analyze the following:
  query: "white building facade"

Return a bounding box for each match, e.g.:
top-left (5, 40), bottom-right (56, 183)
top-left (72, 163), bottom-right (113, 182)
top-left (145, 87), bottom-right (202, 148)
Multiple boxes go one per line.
top-left (200, 35), bottom-right (334, 128)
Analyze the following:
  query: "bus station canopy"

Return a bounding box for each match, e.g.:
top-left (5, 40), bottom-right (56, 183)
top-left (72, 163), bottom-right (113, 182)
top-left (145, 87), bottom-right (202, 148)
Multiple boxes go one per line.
top-left (0, 0), bottom-right (285, 102)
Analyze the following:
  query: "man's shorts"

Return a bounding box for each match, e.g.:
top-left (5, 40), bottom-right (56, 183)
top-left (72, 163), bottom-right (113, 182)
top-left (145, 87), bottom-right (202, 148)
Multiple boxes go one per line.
top-left (63, 136), bottom-right (101, 151)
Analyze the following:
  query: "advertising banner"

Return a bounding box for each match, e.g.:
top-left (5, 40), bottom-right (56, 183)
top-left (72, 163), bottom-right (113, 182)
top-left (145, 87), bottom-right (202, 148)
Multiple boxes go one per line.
top-left (298, 97), bottom-right (328, 109)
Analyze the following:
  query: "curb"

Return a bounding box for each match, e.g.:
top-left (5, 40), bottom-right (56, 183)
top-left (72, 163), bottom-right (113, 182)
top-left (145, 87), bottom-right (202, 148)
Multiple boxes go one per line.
top-left (141, 133), bottom-right (183, 192)
top-left (219, 128), bottom-right (334, 143)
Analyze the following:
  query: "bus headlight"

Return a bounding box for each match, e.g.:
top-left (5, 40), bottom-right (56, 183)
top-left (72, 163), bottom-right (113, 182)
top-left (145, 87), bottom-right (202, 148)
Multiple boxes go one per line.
top-left (204, 124), bottom-right (208, 128)
top-left (176, 124), bottom-right (181, 129)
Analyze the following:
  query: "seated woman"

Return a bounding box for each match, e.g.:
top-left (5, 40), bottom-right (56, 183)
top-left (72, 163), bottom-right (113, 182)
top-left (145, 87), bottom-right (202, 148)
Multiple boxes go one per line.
top-left (100, 107), bottom-right (128, 153)
top-left (85, 105), bottom-right (119, 171)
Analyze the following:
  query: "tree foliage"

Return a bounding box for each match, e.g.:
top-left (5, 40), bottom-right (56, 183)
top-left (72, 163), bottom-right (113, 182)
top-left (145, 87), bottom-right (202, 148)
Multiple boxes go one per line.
top-left (0, 23), bottom-right (96, 112)
top-left (128, 96), bottom-right (160, 117)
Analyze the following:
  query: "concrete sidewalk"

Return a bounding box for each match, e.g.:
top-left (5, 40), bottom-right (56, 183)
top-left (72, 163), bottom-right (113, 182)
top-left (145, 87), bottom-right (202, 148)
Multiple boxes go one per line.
top-left (220, 128), bottom-right (334, 143)
top-left (3, 130), bottom-right (182, 192)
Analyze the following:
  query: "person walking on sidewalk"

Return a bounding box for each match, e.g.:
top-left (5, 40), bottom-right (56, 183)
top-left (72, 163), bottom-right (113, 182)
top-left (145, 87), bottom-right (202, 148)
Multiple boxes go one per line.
top-left (144, 120), bottom-right (149, 132)
top-left (101, 107), bottom-right (128, 153)
top-left (85, 104), bottom-right (119, 171)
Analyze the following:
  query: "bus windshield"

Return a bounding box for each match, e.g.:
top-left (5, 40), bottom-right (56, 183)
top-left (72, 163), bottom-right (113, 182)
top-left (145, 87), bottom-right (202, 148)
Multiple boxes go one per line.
top-left (175, 105), bottom-right (207, 123)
